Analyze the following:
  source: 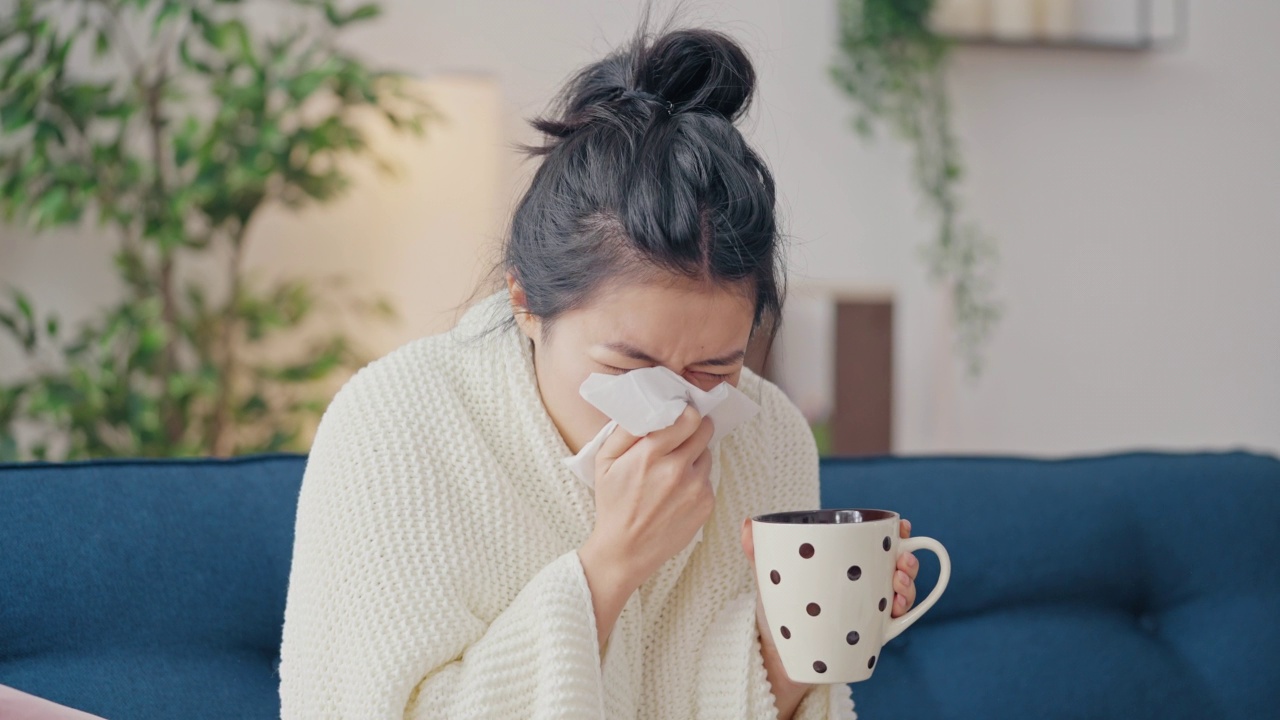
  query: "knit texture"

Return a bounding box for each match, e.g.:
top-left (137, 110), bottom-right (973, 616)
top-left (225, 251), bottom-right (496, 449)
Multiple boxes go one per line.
top-left (278, 291), bottom-right (857, 720)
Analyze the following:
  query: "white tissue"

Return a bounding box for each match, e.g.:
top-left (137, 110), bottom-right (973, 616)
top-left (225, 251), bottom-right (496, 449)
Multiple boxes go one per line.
top-left (563, 365), bottom-right (761, 488)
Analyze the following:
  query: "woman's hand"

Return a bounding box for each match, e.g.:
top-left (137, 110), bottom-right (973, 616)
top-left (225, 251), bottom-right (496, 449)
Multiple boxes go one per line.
top-left (740, 517), bottom-right (920, 719)
top-left (891, 519), bottom-right (919, 618)
top-left (578, 406), bottom-right (715, 649)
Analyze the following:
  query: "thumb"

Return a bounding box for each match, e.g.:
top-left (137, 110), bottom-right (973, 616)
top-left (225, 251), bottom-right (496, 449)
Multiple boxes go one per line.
top-left (740, 517), bottom-right (755, 566)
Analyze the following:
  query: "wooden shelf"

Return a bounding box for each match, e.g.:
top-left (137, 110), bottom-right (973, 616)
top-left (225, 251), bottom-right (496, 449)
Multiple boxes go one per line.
top-left (934, 0), bottom-right (1186, 54)
top-left (943, 34), bottom-right (1161, 52)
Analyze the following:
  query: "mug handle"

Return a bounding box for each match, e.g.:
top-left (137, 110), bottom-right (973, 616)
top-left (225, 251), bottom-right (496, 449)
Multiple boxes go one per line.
top-left (883, 536), bottom-right (951, 643)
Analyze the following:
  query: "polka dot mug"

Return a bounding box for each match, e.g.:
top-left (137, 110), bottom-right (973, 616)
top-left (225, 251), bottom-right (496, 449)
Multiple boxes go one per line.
top-left (752, 509), bottom-right (951, 684)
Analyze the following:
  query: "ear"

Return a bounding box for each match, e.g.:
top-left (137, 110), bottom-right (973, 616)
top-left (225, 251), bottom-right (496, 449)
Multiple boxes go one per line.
top-left (506, 271), bottom-right (541, 341)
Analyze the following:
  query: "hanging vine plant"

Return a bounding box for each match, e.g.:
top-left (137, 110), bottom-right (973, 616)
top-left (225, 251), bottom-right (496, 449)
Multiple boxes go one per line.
top-left (831, 0), bottom-right (1000, 376)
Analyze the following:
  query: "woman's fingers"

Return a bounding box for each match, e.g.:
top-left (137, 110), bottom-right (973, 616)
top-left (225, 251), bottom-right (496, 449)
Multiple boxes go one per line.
top-left (597, 402), bottom-right (713, 475)
top-left (893, 575), bottom-right (917, 615)
top-left (596, 404), bottom-right (705, 469)
top-left (893, 552), bottom-right (918, 616)
top-left (595, 422), bottom-right (642, 465)
top-left (894, 520), bottom-right (919, 617)
top-left (645, 405), bottom-right (704, 456)
top-left (675, 414), bottom-right (715, 458)
top-left (893, 569), bottom-right (913, 596)
top-left (897, 550), bottom-right (919, 582)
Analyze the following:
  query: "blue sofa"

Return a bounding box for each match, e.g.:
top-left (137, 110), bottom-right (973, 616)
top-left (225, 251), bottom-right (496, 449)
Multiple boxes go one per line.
top-left (2, 451), bottom-right (1277, 719)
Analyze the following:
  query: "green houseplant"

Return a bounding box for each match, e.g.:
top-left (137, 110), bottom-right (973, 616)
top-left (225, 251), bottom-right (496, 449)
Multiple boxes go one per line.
top-left (831, 0), bottom-right (1000, 376)
top-left (0, 0), bottom-right (431, 461)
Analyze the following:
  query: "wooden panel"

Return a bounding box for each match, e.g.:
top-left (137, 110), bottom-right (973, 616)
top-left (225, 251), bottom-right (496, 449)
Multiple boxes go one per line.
top-left (744, 323), bottom-right (775, 381)
top-left (831, 300), bottom-right (893, 456)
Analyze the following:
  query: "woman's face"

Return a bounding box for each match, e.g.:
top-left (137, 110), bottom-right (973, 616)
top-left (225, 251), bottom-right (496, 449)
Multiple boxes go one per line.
top-left (509, 274), bottom-right (756, 454)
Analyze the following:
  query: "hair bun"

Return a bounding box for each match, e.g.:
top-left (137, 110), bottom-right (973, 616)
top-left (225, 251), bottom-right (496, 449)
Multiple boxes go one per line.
top-left (526, 25), bottom-right (759, 150)
top-left (633, 29), bottom-right (756, 121)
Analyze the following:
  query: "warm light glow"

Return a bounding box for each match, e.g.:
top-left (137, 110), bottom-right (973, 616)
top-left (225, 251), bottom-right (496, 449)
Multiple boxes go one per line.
top-left (245, 74), bottom-right (503, 360)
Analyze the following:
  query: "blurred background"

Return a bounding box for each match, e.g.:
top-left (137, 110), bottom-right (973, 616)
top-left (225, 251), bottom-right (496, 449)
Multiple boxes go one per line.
top-left (1, 0), bottom-right (1276, 461)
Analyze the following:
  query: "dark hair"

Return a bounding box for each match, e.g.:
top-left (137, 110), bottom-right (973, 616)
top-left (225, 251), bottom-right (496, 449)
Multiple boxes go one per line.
top-left (498, 19), bottom-right (784, 341)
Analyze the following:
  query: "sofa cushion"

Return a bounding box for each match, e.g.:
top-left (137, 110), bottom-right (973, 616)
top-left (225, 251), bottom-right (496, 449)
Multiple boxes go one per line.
top-left (3, 450), bottom-right (1276, 720)
top-left (820, 451), bottom-right (1280, 720)
top-left (0, 454), bottom-right (305, 720)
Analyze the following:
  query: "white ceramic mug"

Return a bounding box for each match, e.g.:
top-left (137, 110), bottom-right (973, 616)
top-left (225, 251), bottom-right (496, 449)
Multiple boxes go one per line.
top-left (752, 509), bottom-right (951, 684)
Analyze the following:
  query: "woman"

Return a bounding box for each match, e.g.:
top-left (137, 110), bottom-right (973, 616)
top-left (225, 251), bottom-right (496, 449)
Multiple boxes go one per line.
top-left (278, 23), bottom-right (920, 720)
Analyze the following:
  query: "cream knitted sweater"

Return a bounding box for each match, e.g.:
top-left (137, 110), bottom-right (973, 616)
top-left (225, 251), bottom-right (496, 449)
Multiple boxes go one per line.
top-left (278, 291), bottom-right (857, 720)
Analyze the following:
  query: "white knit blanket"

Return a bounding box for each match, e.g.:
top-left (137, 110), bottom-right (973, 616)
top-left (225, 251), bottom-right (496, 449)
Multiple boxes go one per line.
top-left (278, 290), bottom-right (857, 719)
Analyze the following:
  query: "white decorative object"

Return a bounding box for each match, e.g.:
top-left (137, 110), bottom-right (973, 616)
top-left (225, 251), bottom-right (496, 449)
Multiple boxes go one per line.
top-left (1075, 0), bottom-right (1144, 45)
top-left (1038, 0), bottom-right (1076, 40)
top-left (930, 0), bottom-right (990, 37)
top-left (990, 0), bottom-right (1038, 40)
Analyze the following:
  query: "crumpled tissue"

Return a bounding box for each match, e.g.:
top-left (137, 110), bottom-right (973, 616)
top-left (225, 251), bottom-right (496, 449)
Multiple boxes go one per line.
top-left (563, 365), bottom-right (761, 492)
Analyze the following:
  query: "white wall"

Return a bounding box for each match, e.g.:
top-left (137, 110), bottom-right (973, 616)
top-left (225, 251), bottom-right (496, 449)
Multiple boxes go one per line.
top-left (3, 1), bottom-right (1277, 458)
top-left (939, 2), bottom-right (1280, 455)
top-left (346, 0), bottom-right (1278, 456)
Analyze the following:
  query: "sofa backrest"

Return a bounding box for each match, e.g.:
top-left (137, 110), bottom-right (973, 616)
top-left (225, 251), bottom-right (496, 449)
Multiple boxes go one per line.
top-left (822, 451), bottom-right (1280, 720)
top-left (0, 454), bottom-right (305, 720)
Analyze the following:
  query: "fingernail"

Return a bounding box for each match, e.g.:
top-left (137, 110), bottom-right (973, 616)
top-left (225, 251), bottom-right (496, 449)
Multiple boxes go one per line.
top-left (907, 554), bottom-right (918, 568)
top-left (897, 570), bottom-right (909, 586)
top-left (896, 594), bottom-right (907, 608)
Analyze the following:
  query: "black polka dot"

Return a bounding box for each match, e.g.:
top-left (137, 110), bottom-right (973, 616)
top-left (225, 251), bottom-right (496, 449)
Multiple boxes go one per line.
top-left (879, 597), bottom-right (887, 612)
top-left (846, 631), bottom-right (860, 645)
top-left (799, 543), bottom-right (815, 559)
top-left (883, 536), bottom-right (891, 551)
top-left (847, 565), bottom-right (861, 581)
top-left (770, 570), bottom-right (781, 585)
top-left (868, 655), bottom-right (877, 669)
top-left (807, 602), bottom-right (821, 617)
top-left (780, 626), bottom-right (791, 639)
top-left (813, 660), bottom-right (827, 674)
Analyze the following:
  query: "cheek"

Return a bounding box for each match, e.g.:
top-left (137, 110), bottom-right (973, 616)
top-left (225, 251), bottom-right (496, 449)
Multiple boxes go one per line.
top-left (536, 338), bottom-right (611, 418)
top-left (542, 345), bottom-right (588, 393)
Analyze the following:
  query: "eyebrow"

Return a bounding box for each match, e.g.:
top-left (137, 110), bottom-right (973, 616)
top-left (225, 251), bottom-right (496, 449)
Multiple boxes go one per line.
top-left (601, 342), bottom-right (747, 368)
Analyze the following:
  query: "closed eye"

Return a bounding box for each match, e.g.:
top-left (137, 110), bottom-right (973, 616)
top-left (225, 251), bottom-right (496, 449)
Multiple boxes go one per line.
top-left (601, 364), bottom-right (728, 381)
top-left (692, 371), bottom-right (729, 380)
